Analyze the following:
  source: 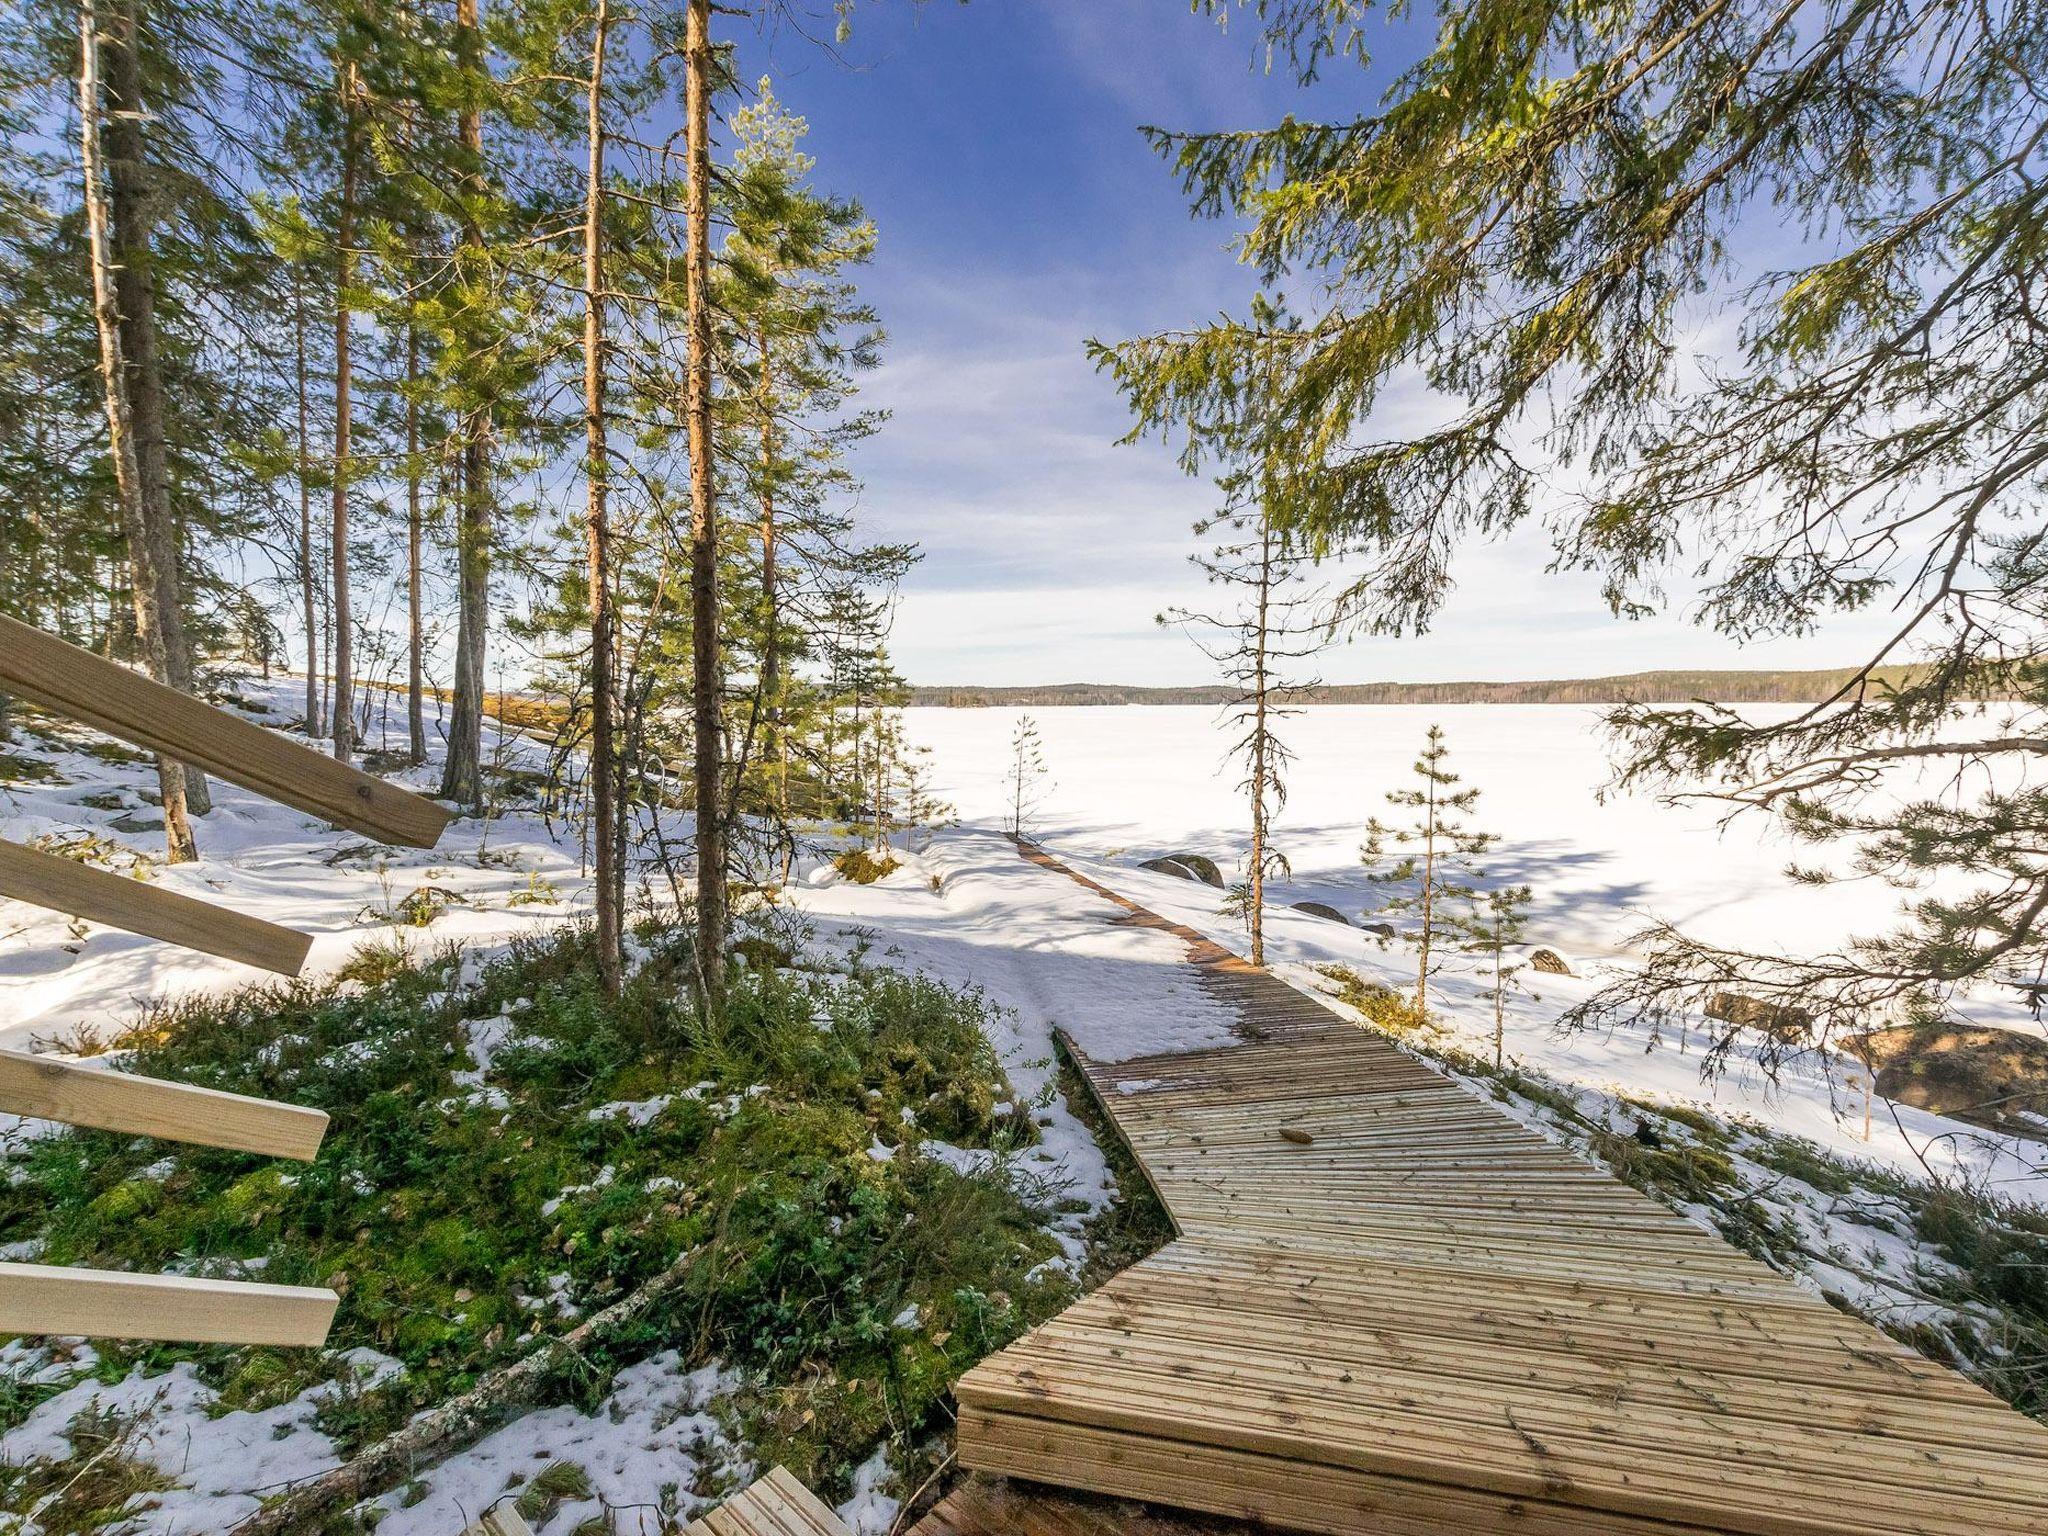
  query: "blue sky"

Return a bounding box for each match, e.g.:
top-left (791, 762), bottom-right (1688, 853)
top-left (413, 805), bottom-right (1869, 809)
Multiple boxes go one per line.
top-left (736, 3), bottom-right (1890, 686)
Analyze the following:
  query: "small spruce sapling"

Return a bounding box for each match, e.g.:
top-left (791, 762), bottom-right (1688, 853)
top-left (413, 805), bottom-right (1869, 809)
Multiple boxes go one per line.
top-left (1361, 725), bottom-right (1495, 1019)
top-left (1465, 883), bottom-right (1535, 1069)
top-left (1005, 713), bottom-right (1052, 839)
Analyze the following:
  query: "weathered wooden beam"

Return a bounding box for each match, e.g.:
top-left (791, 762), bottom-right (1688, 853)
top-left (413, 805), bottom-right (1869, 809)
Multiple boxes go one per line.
top-left (0, 613), bottom-right (451, 848)
top-left (0, 1049), bottom-right (327, 1160)
top-left (0, 837), bottom-right (312, 976)
top-left (0, 1263), bottom-right (338, 1346)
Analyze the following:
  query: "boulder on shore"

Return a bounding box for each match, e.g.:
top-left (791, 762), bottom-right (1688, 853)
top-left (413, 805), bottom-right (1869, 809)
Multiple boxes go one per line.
top-left (1166, 852), bottom-right (1225, 888)
top-left (1359, 921), bottom-right (1396, 939)
top-left (1140, 856), bottom-right (1199, 883)
top-left (1526, 946), bottom-right (1574, 977)
top-left (1705, 990), bottom-right (1813, 1040)
top-left (1853, 1024), bottom-right (2048, 1141)
top-left (1290, 900), bottom-right (1352, 927)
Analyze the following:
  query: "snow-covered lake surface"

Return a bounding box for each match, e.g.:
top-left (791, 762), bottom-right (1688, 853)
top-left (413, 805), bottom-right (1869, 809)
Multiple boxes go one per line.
top-left (904, 702), bottom-right (1906, 962)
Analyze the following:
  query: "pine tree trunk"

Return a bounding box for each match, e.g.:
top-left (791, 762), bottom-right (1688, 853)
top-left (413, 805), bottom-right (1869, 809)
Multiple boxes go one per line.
top-left (1248, 520), bottom-right (1274, 967)
top-left (98, 0), bottom-right (210, 824)
top-left (405, 311), bottom-right (426, 765)
top-left (439, 0), bottom-right (490, 810)
top-left (584, 0), bottom-right (621, 996)
top-left (1416, 775), bottom-right (1436, 1017)
top-left (684, 0), bottom-right (726, 1007)
top-left (330, 61), bottom-right (357, 766)
top-left (79, 0), bottom-right (194, 864)
top-left (294, 271), bottom-right (321, 739)
top-left (756, 321), bottom-right (784, 827)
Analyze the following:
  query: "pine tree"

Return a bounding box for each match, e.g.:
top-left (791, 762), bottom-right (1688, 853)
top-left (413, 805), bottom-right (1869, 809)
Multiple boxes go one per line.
top-left (581, 0), bottom-right (622, 996)
top-left (77, 0), bottom-right (196, 862)
top-left (1465, 883), bottom-right (1534, 1070)
top-left (1361, 726), bottom-right (1495, 1018)
top-left (1104, 0), bottom-right (2048, 1070)
top-left (1004, 713), bottom-right (1051, 839)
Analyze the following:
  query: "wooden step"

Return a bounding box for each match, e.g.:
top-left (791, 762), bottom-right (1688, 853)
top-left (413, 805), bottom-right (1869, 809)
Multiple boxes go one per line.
top-left (685, 1466), bottom-right (852, 1536)
top-left (958, 841), bottom-right (2048, 1536)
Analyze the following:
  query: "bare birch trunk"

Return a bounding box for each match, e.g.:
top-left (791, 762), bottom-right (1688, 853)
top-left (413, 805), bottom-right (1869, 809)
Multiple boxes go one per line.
top-left (78, 0), bottom-right (194, 863)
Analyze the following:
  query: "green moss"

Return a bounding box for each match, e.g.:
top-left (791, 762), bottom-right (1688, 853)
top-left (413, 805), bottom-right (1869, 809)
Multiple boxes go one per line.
top-left (0, 921), bottom-right (1072, 1519)
top-left (833, 848), bottom-right (900, 884)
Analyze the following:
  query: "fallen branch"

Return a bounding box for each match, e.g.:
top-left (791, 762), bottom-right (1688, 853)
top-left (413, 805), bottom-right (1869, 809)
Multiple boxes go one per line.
top-left (232, 1248), bottom-right (699, 1535)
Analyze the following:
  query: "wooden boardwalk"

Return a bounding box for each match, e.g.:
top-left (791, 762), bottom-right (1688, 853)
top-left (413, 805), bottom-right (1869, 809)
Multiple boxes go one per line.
top-left (952, 843), bottom-right (2048, 1535)
top-left (684, 1467), bottom-right (852, 1536)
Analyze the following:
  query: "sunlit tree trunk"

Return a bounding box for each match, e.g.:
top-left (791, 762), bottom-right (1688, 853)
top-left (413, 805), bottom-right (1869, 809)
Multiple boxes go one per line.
top-left (79, 0), bottom-right (194, 863)
top-left (583, 0), bottom-right (622, 995)
top-left (293, 267), bottom-right (322, 739)
top-left (405, 310), bottom-right (426, 764)
top-left (330, 58), bottom-right (358, 764)
top-left (100, 0), bottom-right (210, 818)
top-left (440, 0), bottom-right (490, 809)
top-left (684, 0), bottom-right (726, 1005)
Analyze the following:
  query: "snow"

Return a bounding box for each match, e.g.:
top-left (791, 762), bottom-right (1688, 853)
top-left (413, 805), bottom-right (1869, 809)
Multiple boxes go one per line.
top-left (835, 1443), bottom-right (900, 1536)
top-left (895, 705), bottom-right (2048, 1205)
top-left (7, 676), bottom-right (2047, 1519)
top-left (0, 676), bottom-right (590, 1054)
top-left (0, 1348), bottom-right (403, 1533)
top-left (363, 1354), bottom-right (742, 1536)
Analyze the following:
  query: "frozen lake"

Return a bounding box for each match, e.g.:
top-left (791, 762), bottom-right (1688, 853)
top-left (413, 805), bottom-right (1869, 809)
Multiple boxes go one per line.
top-left (904, 702), bottom-right (1895, 964)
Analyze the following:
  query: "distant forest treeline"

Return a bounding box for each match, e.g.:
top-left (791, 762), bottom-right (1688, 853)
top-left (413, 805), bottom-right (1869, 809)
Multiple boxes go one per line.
top-left (909, 666), bottom-right (1933, 708)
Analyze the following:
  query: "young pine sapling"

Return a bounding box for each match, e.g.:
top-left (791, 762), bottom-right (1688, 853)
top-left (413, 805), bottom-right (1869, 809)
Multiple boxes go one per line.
top-left (1005, 713), bottom-right (1052, 840)
top-left (1361, 725), bottom-right (1495, 1018)
top-left (1465, 882), bottom-right (1535, 1069)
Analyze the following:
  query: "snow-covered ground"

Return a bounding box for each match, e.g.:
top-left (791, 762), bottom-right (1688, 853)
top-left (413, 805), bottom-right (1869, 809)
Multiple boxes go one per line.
top-left (0, 676), bottom-right (593, 1054)
top-left (4, 678), bottom-right (2046, 1530)
top-left (898, 705), bottom-right (2048, 1203)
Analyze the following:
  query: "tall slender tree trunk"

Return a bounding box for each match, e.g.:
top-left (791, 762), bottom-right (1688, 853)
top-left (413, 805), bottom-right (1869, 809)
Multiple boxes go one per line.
top-left (79, 0), bottom-right (193, 862)
top-left (293, 268), bottom-right (322, 738)
top-left (330, 60), bottom-right (358, 765)
top-left (1416, 773), bottom-right (1437, 1017)
top-left (755, 320), bottom-right (785, 827)
top-left (441, 0), bottom-right (491, 810)
top-left (99, 0), bottom-right (209, 820)
top-left (684, 0), bottom-right (726, 1006)
top-left (583, 0), bottom-right (621, 996)
top-left (405, 312), bottom-right (427, 765)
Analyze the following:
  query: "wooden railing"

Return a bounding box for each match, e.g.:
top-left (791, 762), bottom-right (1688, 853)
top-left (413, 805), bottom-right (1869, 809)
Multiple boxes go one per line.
top-left (0, 617), bottom-right (454, 1346)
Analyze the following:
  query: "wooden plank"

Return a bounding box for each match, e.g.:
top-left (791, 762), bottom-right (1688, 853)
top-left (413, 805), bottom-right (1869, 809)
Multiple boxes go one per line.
top-left (949, 841), bottom-right (2048, 1536)
top-left (0, 612), bottom-right (451, 848)
top-left (685, 1466), bottom-right (852, 1536)
top-left (0, 1262), bottom-right (338, 1346)
top-left (0, 1048), bottom-right (326, 1159)
top-left (0, 837), bottom-right (312, 976)
top-left (907, 1479), bottom-right (1263, 1536)
top-left (460, 1507), bottom-right (536, 1536)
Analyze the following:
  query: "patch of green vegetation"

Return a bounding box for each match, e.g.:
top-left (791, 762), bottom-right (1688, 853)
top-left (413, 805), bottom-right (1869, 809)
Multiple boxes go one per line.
top-left (833, 848), bottom-right (900, 885)
top-left (1053, 1046), bottom-right (1175, 1291)
top-left (0, 1402), bottom-right (176, 1535)
top-left (0, 749), bottom-right (63, 784)
top-left (0, 922), bottom-right (1071, 1519)
top-left (1314, 963), bottom-right (1429, 1036)
top-left (76, 739), bottom-right (151, 768)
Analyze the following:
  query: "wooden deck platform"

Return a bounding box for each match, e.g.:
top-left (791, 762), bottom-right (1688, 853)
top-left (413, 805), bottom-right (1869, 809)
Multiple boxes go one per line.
top-left (953, 843), bottom-right (2048, 1535)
